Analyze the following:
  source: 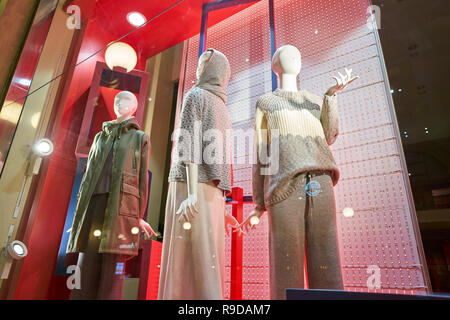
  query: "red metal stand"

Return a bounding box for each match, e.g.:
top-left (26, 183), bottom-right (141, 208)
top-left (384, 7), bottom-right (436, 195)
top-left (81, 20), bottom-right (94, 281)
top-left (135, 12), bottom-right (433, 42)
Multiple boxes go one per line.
top-left (137, 239), bottom-right (163, 300)
top-left (230, 187), bottom-right (243, 300)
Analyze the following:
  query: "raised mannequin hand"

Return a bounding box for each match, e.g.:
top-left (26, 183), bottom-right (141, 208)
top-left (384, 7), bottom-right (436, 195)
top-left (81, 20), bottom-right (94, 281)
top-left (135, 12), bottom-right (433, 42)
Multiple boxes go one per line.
top-left (176, 163), bottom-right (199, 226)
top-left (326, 68), bottom-right (359, 96)
top-left (234, 208), bottom-right (265, 234)
top-left (138, 218), bottom-right (158, 238)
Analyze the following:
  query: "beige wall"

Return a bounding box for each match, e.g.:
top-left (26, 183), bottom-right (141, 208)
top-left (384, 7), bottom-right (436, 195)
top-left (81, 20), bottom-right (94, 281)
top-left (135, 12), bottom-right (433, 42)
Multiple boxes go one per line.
top-left (0, 6), bottom-right (74, 261)
top-left (0, 0), bottom-right (40, 108)
top-left (142, 43), bottom-right (183, 234)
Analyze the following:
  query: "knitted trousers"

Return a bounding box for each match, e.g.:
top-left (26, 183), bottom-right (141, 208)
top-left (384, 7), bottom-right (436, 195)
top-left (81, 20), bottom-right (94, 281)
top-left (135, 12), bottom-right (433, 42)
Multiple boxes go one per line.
top-left (268, 171), bottom-right (343, 299)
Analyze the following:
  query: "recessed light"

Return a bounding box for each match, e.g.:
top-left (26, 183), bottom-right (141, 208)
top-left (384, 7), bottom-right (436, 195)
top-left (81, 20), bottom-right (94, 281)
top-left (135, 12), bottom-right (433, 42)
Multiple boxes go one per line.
top-left (33, 138), bottom-right (54, 157)
top-left (127, 12), bottom-right (146, 27)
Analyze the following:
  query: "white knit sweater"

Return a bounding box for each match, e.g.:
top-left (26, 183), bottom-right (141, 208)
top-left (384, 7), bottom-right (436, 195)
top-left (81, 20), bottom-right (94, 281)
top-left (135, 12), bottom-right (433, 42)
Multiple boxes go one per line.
top-left (253, 88), bottom-right (340, 211)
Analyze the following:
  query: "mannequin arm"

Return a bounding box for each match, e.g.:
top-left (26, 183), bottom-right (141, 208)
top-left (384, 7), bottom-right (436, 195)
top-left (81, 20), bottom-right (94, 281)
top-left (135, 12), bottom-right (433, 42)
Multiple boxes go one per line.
top-left (252, 106), bottom-right (267, 213)
top-left (320, 93), bottom-right (339, 145)
top-left (186, 163), bottom-right (198, 199)
top-left (322, 68), bottom-right (359, 145)
top-left (138, 134), bottom-right (158, 238)
top-left (176, 163), bottom-right (199, 223)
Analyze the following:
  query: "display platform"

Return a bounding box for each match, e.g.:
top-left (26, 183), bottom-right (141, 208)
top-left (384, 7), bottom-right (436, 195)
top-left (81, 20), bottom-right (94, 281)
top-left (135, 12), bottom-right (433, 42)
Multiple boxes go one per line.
top-left (286, 289), bottom-right (450, 300)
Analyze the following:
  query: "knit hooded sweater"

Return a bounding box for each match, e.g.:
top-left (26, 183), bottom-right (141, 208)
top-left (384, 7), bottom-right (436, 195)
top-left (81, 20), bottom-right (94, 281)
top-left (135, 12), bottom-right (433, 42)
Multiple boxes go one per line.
top-left (168, 49), bottom-right (233, 192)
top-left (253, 88), bottom-right (340, 211)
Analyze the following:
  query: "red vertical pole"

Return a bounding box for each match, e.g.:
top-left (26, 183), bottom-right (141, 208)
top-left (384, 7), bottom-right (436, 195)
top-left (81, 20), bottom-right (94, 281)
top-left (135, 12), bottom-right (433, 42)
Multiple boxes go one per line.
top-left (230, 187), bottom-right (243, 300)
top-left (137, 239), bottom-right (163, 300)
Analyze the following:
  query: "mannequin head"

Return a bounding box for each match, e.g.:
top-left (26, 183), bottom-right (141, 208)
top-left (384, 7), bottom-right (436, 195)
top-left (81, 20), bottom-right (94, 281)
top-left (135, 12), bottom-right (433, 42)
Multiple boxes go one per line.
top-left (196, 49), bottom-right (214, 81)
top-left (195, 49), bottom-right (231, 102)
top-left (272, 45), bottom-right (302, 76)
top-left (114, 91), bottom-right (138, 120)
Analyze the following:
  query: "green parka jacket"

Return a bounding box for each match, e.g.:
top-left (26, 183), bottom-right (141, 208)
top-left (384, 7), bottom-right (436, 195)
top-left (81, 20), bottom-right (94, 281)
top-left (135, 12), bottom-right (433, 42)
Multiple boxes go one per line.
top-left (67, 117), bottom-right (150, 256)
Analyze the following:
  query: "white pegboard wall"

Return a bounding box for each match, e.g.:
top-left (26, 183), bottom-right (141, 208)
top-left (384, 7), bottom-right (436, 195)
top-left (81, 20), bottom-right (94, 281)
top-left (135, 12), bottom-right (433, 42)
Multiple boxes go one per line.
top-left (177, 0), bottom-right (428, 298)
top-left (274, 0), bottom-right (427, 294)
top-left (203, 0), bottom-right (273, 300)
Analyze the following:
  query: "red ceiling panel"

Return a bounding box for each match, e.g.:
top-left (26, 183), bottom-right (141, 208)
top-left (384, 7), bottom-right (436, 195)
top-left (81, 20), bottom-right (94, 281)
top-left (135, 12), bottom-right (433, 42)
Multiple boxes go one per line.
top-left (65, 0), bottom-right (257, 58)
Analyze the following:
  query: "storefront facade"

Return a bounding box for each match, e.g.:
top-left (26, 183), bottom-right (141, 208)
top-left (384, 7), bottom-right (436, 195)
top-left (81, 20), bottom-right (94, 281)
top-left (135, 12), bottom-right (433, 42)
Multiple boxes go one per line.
top-left (0, 0), bottom-right (448, 300)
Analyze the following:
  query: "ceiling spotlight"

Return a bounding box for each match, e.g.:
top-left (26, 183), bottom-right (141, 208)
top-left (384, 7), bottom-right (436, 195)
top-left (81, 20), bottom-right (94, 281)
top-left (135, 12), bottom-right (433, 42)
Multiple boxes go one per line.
top-left (32, 138), bottom-right (54, 157)
top-left (127, 12), bottom-right (146, 27)
top-left (1, 240), bottom-right (28, 279)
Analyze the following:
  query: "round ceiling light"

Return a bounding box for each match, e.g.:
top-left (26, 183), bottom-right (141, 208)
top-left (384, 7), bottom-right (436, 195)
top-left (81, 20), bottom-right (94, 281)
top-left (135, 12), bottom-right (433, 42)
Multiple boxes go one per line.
top-left (105, 42), bottom-right (137, 72)
top-left (127, 12), bottom-right (146, 27)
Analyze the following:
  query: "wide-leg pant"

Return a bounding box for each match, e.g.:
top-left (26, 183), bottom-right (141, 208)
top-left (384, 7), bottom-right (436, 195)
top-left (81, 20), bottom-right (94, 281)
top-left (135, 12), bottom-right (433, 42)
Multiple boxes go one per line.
top-left (268, 171), bottom-right (343, 299)
top-left (158, 181), bottom-right (226, 300)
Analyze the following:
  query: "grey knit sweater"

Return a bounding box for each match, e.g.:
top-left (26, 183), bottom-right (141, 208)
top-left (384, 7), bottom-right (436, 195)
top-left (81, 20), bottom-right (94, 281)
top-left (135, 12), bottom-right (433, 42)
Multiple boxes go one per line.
top-left (253, 88), bottom-right (340, 211)
top-left (168, 49), bottom-right (232, 192)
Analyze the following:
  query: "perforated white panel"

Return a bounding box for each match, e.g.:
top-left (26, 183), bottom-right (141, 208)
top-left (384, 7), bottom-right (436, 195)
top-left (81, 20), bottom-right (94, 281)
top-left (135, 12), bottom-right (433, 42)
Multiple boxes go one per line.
top-left (178, 0), bottom-right (429, 299)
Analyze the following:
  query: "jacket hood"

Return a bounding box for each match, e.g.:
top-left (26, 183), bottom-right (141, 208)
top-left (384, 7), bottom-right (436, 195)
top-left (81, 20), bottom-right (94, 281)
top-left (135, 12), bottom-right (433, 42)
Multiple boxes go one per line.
top-left (102, 116), bottom-right (141, 136)
top-left (195, 48), bottom-right (231, 103)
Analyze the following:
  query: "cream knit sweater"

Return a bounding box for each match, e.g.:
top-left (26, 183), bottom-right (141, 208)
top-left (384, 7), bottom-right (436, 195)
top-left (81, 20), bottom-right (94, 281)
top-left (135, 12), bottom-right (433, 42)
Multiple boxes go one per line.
top-left (253, 88), bottom-right (340, 211)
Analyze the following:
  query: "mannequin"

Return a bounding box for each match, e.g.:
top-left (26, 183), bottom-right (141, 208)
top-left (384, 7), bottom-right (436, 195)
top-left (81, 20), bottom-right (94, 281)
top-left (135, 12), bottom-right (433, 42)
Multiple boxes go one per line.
top-left (67, 91), bottom-right (156, 300)
top-left (237, 45), bottom-right (358, 299)
top-left (158, 49), bottom-right (239, 300)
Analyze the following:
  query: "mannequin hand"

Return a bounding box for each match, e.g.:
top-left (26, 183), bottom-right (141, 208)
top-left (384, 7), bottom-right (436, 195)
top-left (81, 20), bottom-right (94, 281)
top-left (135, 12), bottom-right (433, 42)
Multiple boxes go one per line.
top-left (138, 218), bottom-right (159, 239)
top-left (176, 194), bottom-right (199, 224)
top-left (326, 68), bottom-right (359, 96)
top-left (224, 211), bottom-right (242, 237)
top-left (235, 209), bottom-right (265, 234)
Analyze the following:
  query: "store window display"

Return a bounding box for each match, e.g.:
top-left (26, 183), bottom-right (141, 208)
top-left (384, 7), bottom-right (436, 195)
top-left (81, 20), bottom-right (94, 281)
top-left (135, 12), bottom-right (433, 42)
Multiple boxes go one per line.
top-left (237, 45), bottom-right (358, 299)
top-left (1, 0), bottom-right (445, 301)
top-left (67, 91), bottom-right (156, 299)
top-left (158, 49), bottom-right (239, 300)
